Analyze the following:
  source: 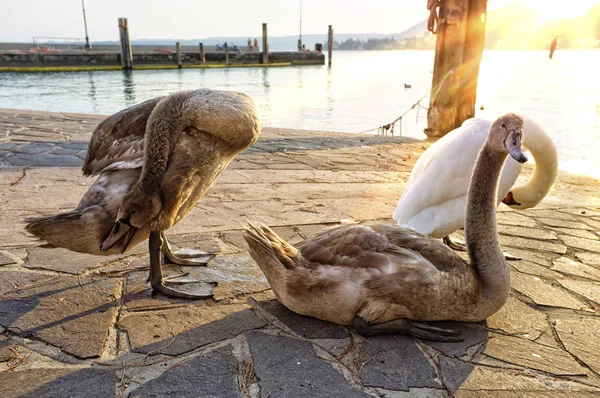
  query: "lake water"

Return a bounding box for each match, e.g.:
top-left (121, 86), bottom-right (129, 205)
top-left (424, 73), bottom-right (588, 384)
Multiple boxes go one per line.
top-left (1, 50), bottom-right (599, 178)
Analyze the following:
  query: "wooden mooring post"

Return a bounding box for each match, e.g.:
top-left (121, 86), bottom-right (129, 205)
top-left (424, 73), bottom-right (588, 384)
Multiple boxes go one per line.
top-left (176, 42), bottom-right (182, 68)
top-left (224, 42), bottom-right (229, 65)
top-left (118, 18), bottom-right (133, 69)
top-left (262, 23), bottom-right (269, 64)
top-left (199, 43), bottom-right (205, 63)
top-left (327, 25), bottom-right (333, 66)
top-left (426, 0), bottom-right (487, 138)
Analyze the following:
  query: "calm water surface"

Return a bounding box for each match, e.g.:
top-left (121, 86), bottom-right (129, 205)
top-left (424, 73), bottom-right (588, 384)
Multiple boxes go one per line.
top-left (1, 50), bottom-right (599, 177)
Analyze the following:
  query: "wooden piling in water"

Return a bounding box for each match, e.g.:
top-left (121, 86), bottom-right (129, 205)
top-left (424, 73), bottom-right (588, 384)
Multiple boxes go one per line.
top-left (118, 18), bottom-right (133, 69)
top-left (199, 43), bottom-right (205, 63)
top-left (327, 25), bottom-right (333, 67)
top-left (176, 42), bottom-right (182, 68)
top-left (456, 0), bottom-right (487, 127)
top-left (262, 23), bottom-right (269, 64)
top-left (426, 0), bottom-right (487, 138)
top-left (225, 42), bottom-right (229, 65)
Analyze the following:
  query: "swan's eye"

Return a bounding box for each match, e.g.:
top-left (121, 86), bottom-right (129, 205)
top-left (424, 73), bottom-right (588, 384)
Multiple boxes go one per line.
top-left (501, 123), bottom-right (506, 128)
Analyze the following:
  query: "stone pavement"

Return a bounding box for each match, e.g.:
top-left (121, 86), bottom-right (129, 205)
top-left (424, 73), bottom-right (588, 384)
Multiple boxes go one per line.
top-left (0, 108), bottom-right (600, 397)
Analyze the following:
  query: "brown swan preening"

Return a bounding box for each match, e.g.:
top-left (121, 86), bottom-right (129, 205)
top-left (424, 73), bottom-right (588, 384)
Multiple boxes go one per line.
top-left (244, 114), bottom-right (528, 341)
top-left (26, 89), bottom-right (261, 299)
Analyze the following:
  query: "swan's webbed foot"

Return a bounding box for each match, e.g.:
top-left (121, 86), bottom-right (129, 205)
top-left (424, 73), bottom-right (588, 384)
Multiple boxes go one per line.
top-left (353, 316), bottom-right (464, 342)
top-left (502, 251), bottom-right (521, 261)
top-left (152, 279), bottom-right (217, 299)
top-left (149, 231), bottom-right (217, 299)
top-left (161, 233), bottom-right (215, 266)
top-left (443, 236), bottom-right (466, 251)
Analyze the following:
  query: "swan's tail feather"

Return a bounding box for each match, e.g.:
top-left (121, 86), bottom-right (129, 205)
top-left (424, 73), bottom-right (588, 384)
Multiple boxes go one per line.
top-left (243, 221), bottom-right (299, 270)
top-left (25, 208), bottom-right (111, 255)
top-left (25, 211), bottom-right (82, 237)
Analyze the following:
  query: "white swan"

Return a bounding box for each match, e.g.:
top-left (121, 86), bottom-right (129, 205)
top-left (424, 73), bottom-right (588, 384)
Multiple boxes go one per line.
top-left (393, 115), bottom-right (558, 249)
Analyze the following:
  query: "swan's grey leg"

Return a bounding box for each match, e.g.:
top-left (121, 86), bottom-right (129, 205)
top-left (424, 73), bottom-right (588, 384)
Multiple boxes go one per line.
top-left (149, 231), bottom-right (216, 299)
top-left (443, 236), bottom-right (466, 251)
top-left (161, 232), bottom-right (215, 266)
top-left (353, 316), bottom-right (464, 342)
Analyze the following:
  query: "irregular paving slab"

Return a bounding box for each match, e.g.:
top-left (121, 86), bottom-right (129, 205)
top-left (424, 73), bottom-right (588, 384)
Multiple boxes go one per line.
top-left (439, 356), bottom-right (599, 393)
top-left (510, 260), bottom-right (563, 279)
top-left (25, 246), bottom-right (121, 275)
top-left (4, 152), bottom-right (85, 167)
top-left (497, 225), bottom-right (557, 240)
top-left (0, 367), bottom-right (115, 398)
top-left (259, 299), bottom-right (348, 339)
top-left (499, 235), bottom-right (567, 254)
top-left (536, 218), bottom-right (594, 230)
top-left (560, 235), bottom-right (600, 253)
top-left (0, 336), bottom-right (12, 362)
top-left (119, 304), bottom-right (266, 356)
top-left (554, 316), bottom-right (600, 373)
top-left (484, 335), bottom-right (587, 376)
top-left (246, 331), bottom-right (369, 398)
top-left (359, 334), bottom-right (439, 390)
top-left (575, 252), bottom-right (600, 266)
top-left (521, 210), bottom-right (578, 221)
top-left (510, 272), bottom-right (590, 310)
top-left (559, 208), bottom-right (600, 217)
top-left (0, 272), bottom-right (120, 359)
top-left (497, 248), bottom-right (552, 266)
top-left (582, 218), bottom-right (600, 230)
top-left (558, 280), bottom-right (600, 304)
top-left (551, 257), bottom-right (600, 281)
top-left (129, 345), bottom-right (241, 398)
top-left (497, 212), bottom-right (537, 227)
top-left (487, 297), bottom-right (551, 341)
top-left (548, 227), bottom-right (599, 240)
top-left (0, 253), bottom-right (17, 266)
top-left (212, 280), bottom-right (271, 302)
top-left (11, 142), bottom-right (54, 155)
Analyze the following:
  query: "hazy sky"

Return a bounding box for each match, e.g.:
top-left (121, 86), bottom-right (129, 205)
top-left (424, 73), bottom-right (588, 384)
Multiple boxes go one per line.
top-left (0, 0), bottom-right (596, 42)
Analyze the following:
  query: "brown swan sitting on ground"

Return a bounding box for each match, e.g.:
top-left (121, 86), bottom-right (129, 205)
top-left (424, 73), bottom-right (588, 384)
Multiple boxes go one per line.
top-left (26, 89), bottom-right (261, 299)
top-left (243, 114), bottom-right (527, 341)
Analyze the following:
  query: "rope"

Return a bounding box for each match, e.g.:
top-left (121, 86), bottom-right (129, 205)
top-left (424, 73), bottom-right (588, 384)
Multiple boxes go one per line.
top-left (357, 61), bottom-right (458, 137)
top-left (427, 0), bottom-right (441, 34)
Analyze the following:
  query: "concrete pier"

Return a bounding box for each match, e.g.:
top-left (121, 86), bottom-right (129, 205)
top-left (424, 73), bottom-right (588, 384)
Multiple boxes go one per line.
top-left (0, 49), bottom-right (325, 72)
top-left (0, 108), bottom-right (599, 397)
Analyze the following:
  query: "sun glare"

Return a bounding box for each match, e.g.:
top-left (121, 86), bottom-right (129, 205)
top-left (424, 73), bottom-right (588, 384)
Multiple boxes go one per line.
top-left (525, 0), bottom-right (597, 23)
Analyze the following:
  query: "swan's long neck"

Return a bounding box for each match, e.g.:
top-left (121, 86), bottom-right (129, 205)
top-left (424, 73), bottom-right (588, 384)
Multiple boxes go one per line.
top-left (139, 96), bottom-right (186, 194)
top-left (465, 143), bottom-right (511, 312)
top-left (509, 118), bottom-right (558, 209)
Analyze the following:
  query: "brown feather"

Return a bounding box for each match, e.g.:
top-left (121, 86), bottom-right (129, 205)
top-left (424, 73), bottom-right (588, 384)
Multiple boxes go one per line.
top-left (82, 97), bottom-right (163, 177)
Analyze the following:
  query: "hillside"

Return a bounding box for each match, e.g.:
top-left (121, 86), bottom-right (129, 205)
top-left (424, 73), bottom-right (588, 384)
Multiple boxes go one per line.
top-left (92, 2), bottom-right (600, 51)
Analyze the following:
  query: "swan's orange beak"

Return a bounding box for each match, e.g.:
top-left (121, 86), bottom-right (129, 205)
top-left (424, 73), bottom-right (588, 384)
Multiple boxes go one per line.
top-left (502, 191), bottom-right (521, 206)
top-left (100, 221), bottom-right (137, 254)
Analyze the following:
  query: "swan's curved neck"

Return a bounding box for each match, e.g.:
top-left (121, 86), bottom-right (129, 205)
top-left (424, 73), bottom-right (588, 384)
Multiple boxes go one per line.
top-left (509, 119), bottom-right (558, 209)
top-left (465, 143), bottom-right (511, 313)
top-left (139, 98), bottom-right (186, 193)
